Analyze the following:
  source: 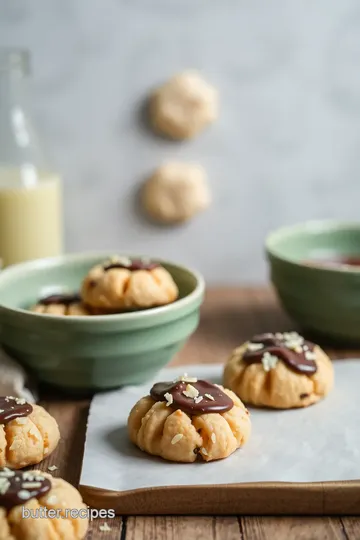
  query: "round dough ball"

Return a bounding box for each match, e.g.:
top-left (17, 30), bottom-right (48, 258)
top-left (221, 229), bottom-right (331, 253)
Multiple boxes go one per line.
top-left (142, 162), bottom-right (211, 224)
top-left (223, 333), bottom-right (334, 409)
top-left (149, 70), bottom-right (218, 139)
top-left (0, 470), bottom-right (88, 539)
top-left (30, 299), bottom-right (90, 317)
top-left (0, 403), bottom-right (60, 469)
top-left (81, 257), bottom-right (179, 312)
top-left (128, 385), bottom-right (251, 463)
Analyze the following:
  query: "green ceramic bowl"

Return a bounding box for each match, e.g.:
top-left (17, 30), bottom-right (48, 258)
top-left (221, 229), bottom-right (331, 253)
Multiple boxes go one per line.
top-left (0, 253), bottom-right (205, 392)
top-left (266, 220), bottom-right (360, 342)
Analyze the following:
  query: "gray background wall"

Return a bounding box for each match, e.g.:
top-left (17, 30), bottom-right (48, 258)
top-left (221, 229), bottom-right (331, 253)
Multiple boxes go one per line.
top-left (1, 0), bottom-right (360, 284)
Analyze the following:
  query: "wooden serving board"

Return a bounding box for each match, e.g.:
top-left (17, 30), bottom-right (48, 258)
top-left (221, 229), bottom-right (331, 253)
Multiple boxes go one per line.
top-left (81, 481), bottom-right (360, 516)
top-left (79, 356), bottom-right (360, 516)
top-left (39, 288), bottom-right (360, 538)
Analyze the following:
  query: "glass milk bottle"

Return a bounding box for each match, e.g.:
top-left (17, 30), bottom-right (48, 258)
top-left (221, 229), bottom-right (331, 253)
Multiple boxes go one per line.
top-left (0, 48), bottom-right (63, 267)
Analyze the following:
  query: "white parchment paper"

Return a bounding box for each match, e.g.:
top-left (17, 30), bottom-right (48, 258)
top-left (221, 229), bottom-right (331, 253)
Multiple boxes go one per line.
top-left (80, 361), bottom-right (360, 492)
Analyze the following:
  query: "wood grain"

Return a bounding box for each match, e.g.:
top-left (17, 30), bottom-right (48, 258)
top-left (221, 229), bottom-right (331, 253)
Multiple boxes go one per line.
top-left (241, 517), bottom-right (345, 540)
top-left (38, 287), bottom-right (358, 539)
top-left (341, 517), bottom-right (360, 539)
top-left (125, 517), bottom-right (240, 540)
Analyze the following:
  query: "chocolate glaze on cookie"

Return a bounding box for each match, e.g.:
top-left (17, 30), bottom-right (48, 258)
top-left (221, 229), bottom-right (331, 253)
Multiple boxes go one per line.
top-left (243, 332), bottom-right (317, 375)
top-left (150, 379), bottom-right (233, 415)
top-left (103, 259), bottom-right (159, 272)
top-left (0, 469), bottom-right (51, 509)
top-left (38, 293), bottom-right (81, 306)
top-left (0, 397), bottom-right (33, 425)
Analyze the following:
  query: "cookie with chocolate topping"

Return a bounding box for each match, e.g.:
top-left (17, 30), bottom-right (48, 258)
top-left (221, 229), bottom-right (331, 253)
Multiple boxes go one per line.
top-left (223, 332), bottom-right (334, 409)
top-left (128, 374), bottom-right (251, 462)
top-left (30, 293), bottom-right (90, 316)
top-left (0, 397), bottom-right (60, 469)
top-left (0, 469), bottom-right (88, 539)
top-left (81, 256), bottom-right (179, 313)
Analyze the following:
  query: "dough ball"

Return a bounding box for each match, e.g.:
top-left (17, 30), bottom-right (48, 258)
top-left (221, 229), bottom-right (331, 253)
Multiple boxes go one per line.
top-left (142, 162), bottom-right (211, 224)
top-left (149, 70), bottom-right (218, 140)
top-left (81, 257), bottom-right (179, 312)
top-left (0, 470), bottom-right (88, 539)
top-left (30, 296), bottom-right (90, 317)
top-left (223, 332), bottom-right (334, 409)
top-left (128, 380), bottom-right (251, 463)
top-left (0, 403), bottom-right (60, 469)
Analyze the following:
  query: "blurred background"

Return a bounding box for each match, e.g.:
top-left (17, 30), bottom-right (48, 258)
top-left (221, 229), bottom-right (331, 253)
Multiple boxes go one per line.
top-left (1, 0), bottom-right (359, 283)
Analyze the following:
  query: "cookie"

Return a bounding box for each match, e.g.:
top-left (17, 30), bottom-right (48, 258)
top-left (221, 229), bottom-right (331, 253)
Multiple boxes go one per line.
top-left (128, 374), bottom-right (251, 462)
top-left (30, 293), bottom-right (90, 316)
top-left (0, 468), bottom-right (88, 539)
top-left (81, 257), bottom-right (179, 312)
top-left (142, 162), bottom-right (211, 224)
top-left (223, 332), bottom-right (334, 409)
top-left (0, 397), bottom-right (60, 469)
top-left (149, 70), bottom-right (218, 140)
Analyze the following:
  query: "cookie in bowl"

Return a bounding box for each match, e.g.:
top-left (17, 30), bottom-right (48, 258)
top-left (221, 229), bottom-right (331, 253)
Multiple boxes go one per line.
top-left (81, 256), bottom-right (179, 313)
top-left (30, 293), bottom-right (90, 316)
top-left (223, 332), bottom-right (334, 409)
top-left (0, 469), bottom-right (88, 539)
top-left (0, 397), bottom-right (60, 468)
top-left (128, 374), bottom-right (251, 462)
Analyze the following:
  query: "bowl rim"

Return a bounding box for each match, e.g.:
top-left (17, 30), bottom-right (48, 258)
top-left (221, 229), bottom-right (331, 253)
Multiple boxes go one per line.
top-left (0, 251), bottom-right (206, 323)
top-left (265, 219), bottom-right (360, 273)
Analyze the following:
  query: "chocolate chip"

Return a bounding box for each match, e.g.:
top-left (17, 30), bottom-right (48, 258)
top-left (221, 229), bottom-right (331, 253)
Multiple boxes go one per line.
top-left (88, 280), bottom-right (97, 288)
top-left (300, 393), bottom-right (309, 399)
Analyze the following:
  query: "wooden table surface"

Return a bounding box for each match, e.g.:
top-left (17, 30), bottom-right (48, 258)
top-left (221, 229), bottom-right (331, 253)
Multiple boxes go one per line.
top-left (37, 287), bottom-right (360, 540)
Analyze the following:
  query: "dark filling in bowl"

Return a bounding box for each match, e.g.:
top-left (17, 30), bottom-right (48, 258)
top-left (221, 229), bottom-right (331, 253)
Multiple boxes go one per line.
top-left (304, 254), bottom-right (360, 269)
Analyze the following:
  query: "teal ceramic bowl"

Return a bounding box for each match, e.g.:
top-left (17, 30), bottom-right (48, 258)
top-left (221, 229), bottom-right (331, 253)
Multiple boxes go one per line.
top-left (0, 253), bottom-right (205, 392)
top-left (266, 221), bottom-right (360, 342)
